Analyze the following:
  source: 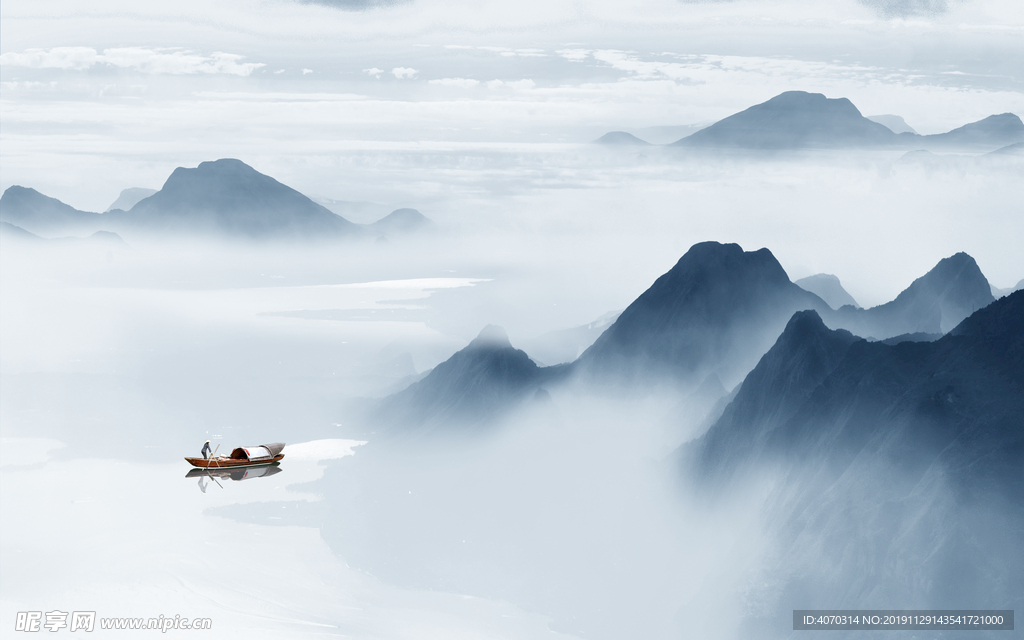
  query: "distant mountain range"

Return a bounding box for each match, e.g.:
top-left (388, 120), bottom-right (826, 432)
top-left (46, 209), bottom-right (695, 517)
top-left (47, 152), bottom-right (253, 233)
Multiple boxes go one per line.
top-left (684, 291), bottom-right (1024, 625)
top-left (830, 252), bottom-right (994, 337)
top-left (376, 241), bottom-right (1002, 431)
top-left (0, 220), bottom-right (127, 247)
top-left (125, 159), bottom-right (359, 237)
top-left (795, 273), bottom-right (859, 309)
top-left (597, 91), bottom-right (1023, 151)
top-left (0, 159), bottom-right (432, 240)
top-left (993, 278), bottom-right (1024, 299)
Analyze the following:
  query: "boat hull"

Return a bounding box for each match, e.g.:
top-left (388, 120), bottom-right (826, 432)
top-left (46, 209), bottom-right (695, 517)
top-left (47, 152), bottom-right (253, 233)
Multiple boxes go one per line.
top-left (184, 454), bottom-right (284, 469)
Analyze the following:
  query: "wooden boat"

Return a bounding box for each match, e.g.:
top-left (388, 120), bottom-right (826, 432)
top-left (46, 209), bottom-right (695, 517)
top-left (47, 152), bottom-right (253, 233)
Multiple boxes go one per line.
top-left (185, 442), bottom-right (285, 469)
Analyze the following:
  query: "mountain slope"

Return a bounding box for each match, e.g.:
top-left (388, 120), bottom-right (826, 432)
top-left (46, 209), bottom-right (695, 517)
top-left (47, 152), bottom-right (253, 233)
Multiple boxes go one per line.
top-left (366, 208), bottom-right (433, 237)
top-left (867, 114), bottom-right (917, 134)
top-left (0, 221), bottom-right (44, 241)
top-left (686, 292), bottom-right (1024, 630)
top-left (830, 252), bottom-right (993, 337)
top-left (688, 310), bottom-right (858, 484)
top-left (671, 91), bottom-right (1021, 151)
top-left (377, 325), bottom-right (568, 430)
top-left (594, 131), bottom-right (651, 145)
top-left (673, 91), bottom-right (898, 149)
top-left (575, 241), bottom-right (831, 390)
top-left (106, 188), bottom-right (157, 212)
top-left (126, 158), bottom-right (360, 238)
top-left (795, 273), bottom-right (859, 309)
top-left (0, 186), bottom-right (106, 236)
top-left (522, 310), bottom-right (621, 366)
top-left (922, 113), bottom-right (1024, 148)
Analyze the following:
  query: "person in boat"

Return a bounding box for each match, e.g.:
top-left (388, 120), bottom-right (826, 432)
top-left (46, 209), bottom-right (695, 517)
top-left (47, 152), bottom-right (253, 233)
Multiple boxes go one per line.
top-left (201, 440), bottom-right (212, 459)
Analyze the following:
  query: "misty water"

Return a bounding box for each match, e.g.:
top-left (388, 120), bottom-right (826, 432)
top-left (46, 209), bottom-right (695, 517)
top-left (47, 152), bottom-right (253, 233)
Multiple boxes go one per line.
top-left (2, 144), bottom-right (1022, 639)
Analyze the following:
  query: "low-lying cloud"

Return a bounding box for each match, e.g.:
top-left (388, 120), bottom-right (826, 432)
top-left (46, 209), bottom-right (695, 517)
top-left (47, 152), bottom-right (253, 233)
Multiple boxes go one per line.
top-left (297, 0), bottom-right (412, 9)
top-left (429, 77), bottom-right (481, 88)
top-left (392, 67), bottom-right (419, 79)
top-left (677, 0), bottom-right (957, 18)
top-left (0, 47), bottom-right (264, 76)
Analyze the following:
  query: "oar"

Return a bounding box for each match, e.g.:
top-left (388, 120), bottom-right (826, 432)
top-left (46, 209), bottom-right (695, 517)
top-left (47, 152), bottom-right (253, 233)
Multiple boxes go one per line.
top-left (207, 469), bottom-right (224, 490)
top-left (209, 444), bottom-right (221, 468)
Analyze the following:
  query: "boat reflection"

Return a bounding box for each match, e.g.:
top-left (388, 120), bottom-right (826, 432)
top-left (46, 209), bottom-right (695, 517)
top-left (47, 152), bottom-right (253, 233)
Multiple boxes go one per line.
top-left (187, 464), bottom-right (282, 493)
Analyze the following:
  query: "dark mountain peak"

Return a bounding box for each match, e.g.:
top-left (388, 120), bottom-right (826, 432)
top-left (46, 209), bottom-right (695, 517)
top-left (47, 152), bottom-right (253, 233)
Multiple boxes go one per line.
top-left (594, 131), bottom-right (651, 145)
top-left (747, 309), bottom-right (859, 391)
top-left (674, 91), bottom-right (896, 149)
top-left (895, 252), bottom-right (992, 315)
top-left (689, 308), bottom-right (859, 480)
top-left (469, 324), bottom-right (513, 350)
top-left (778, 308), bottom-right (830, 340)
top-left (661, 241), bottom-right (792, 294)
top-left (577, 241), bottom-right (829, 389)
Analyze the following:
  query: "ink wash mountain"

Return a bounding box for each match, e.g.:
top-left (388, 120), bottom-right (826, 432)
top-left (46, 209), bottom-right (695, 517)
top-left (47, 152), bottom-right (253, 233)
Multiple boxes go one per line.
top-left (684, 292), bottom-right (1024, 632)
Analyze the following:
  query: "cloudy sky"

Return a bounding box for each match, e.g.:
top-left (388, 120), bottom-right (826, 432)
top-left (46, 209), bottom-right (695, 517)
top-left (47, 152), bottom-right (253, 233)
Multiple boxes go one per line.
top-left (1, 0), bottom-right (1022, 210)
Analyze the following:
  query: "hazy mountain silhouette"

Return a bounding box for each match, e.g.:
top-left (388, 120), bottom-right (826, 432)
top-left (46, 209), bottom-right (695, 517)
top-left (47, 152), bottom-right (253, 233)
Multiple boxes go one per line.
top-left (0, 221), bottom-right (127, 248)
top-left (686, 292), bottom-right (1024, 627)
top-left (671, 91), bottom-right (1022, 151)
top-left (794, 273), bottom-right (859, 309)
top-left (831, 252), bottom-right (994, 337)
top-left (0, 186), bottom-right (105, 236)
top-left (594, 131), bottom-right (651, 145)
top-left (522, 310), bottom-right (621, 366)
top-left (106, 188), bottom-right (157, 212)
top-left (867, 114), bottom-right (917, 134)
top-left (987, 141), bottom-right (1024, 156)
top-left (0, 221), bottom-right (44, 241)
top-left (366, 208), bottom-right (433, 237)
top-left (2, 161), bottom-right (440, 241)
top-left (687, 310), bottom-right (859, 484)
top-left (876, 331), bottom-right (943, 346)
top-left (921, 113), bottom-right (1024, 148)
top-left (574, 241), bottom-right (831, 390)
top-left (628, 124), bottom-right (709, 144)
top-left (673, 91), bottom-right (897, 149)
top-left (125, 158), bottom-right (360, 238)
top-left (992, 279), bottom-right (1024, 299)
top-left (377, 325), bottom-right (568, 430)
